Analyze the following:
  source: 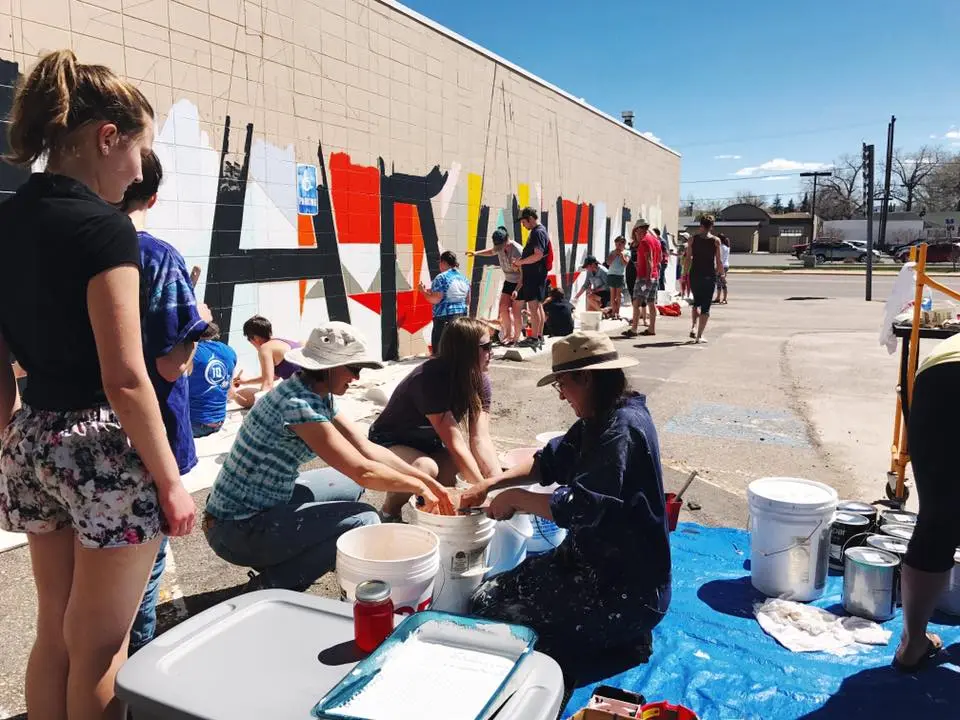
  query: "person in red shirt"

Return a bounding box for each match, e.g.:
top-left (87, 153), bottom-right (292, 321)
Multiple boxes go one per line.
top-left (622, 219), bottom-right (661, 337)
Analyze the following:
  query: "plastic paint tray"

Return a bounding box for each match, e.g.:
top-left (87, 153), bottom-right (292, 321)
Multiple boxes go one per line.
top-left (312, 611), bottom-right (537, 720)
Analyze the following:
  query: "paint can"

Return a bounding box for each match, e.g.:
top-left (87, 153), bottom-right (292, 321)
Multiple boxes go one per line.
top-left (829, 511), bottom-right (870, 571)
top-left (879, 510), bottom-right (918, 528)
top-left (936, 548), bottom-right (960, 616)
top-left (866, 534), bottom-right (909, 605)
top-left (880, 523), bottom-right (915, 543)
top-left (843, 546), bottom-right (899, 622)
top-left (837, 501), bottom-right (879, 530)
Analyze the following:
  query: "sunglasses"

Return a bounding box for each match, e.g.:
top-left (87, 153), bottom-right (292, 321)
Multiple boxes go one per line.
top-left (479, 341), bottom-right (494, 353)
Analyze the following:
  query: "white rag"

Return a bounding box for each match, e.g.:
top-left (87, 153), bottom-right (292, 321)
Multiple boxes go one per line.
top-left (755, 598), bottom-right (892, 656)
top-left (879, 262), bottom-right (917, 354)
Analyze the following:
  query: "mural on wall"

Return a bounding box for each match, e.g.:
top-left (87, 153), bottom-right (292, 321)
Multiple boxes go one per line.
top-left (0, 59), bottom-right (666, 364)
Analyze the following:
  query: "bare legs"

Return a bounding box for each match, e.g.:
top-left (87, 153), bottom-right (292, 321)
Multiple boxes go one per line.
top-left (498, 293), bottom-right (523, 343)
top-left (28, 530), bottom-right (161, 720)
top-left (896, 564), bottom-right (948, 665)
top-left (380, 445), bottom-right (460, 517)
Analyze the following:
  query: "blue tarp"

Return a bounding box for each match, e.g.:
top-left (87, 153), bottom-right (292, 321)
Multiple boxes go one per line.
top-left (564, 523), bottom-right (960, 719)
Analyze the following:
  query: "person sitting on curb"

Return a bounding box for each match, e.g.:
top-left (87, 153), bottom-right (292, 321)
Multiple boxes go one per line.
top-left (573, 255), bottom-right (610, 312)
top-left (467, 227), bottom-right (524, 346)
top-left (204, 323), bottom-right (456, 591)
top-left (369, 317), bottom-right (500, 520)
top-left (233, 315), bottom-right (302, 408)
top-left (461, 332), bottom-right (671, 681)
top-left (188, 322), bottom-right (239, 438)
top-left (419, 250), bottom-right (471, 354)
top-left (543, 287), bottom-right (575, 337)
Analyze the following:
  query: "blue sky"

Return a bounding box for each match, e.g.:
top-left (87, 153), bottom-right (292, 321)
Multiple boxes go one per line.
top-left (400, 0), bottom-right (960, 208)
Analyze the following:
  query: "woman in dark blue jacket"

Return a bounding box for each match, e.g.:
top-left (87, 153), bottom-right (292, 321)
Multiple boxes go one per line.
top-left (462, 331), bottom-right (671, 671)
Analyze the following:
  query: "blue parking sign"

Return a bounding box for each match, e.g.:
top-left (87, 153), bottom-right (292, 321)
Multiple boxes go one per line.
top-left (297, 163), bottom-right (319, 216)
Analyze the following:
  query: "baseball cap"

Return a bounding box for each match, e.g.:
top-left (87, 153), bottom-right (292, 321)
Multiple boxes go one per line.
top-left (519, 206), bottom-right (538, 221)
top-left (491, 227), bottom-right (508, 244)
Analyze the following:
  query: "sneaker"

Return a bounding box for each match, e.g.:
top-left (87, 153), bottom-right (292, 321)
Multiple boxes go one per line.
top-left (695, 337), bottom-right (708, 344)
top-left (622, 328), bottom-right (638, 338)
top-left (536, 337), bottom-right (544, 351)
top-left (518, 336), bottom-right (537, 347)
top-left (689, 331), bottom-right (696, 339)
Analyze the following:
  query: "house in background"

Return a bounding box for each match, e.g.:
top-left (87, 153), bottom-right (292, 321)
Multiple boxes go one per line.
top-left (681, 204), bottom-right (814, 253)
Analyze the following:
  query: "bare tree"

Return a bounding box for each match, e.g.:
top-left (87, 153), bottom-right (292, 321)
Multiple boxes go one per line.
top-left (918, 151), bottom-right (960, 212)
top-left (733, 191), bottom-right (767, 208)
top-left (808, 154), bottom-right (862, 220)
top-left (889, 146), bottom-right (943, 212)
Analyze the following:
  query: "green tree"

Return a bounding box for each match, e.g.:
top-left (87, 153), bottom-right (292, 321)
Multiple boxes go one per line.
top-left (786, 197), bottom-right (797, 212)
top-left (799, 193), bottom-right (810, 213)
top-left (770, 195), bottom-right (785, 214)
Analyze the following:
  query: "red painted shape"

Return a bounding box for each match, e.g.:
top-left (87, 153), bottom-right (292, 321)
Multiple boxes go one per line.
top-left (349, 292), bottom-right (382, 315)
top-left (330, 152), bottom-right (381, 244)
top-left (578, 202), bottom-right (590, 246)
top-left (395, 290), bottom-right (434, 335)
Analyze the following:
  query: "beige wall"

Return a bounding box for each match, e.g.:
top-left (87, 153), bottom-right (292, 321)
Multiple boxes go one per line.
top-left (0, 0), bottom-right (680, 362)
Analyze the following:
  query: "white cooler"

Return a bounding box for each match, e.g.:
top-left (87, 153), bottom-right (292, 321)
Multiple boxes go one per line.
top-left (116, 589), bottom-right (564, 720)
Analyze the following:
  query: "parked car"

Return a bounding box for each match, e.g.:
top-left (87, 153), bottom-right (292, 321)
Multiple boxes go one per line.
top-left (894, 242), bottom-right (960, 264)
top-left (807, 241), bottom-right (880, 264)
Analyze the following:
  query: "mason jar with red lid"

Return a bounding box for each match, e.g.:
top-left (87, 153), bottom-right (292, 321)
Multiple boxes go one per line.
top-left (353, 580), bottom-right (394, 652)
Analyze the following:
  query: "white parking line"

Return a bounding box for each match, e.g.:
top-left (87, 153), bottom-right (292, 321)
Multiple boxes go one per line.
top-left (162, 543), bottom-right (189, 622)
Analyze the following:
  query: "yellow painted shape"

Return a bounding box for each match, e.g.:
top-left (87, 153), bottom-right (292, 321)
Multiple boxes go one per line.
top-left (518, 183), bottom-right (530, 244)
top-left (466, 173), bottom-right (483, 278)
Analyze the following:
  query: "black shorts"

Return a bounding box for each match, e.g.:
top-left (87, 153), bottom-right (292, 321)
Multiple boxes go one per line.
top-left (595, 289), bottom-right (611, 307)
top-left (517, 278), bottom-right (548, 302)
top-left (368, 428), bottom-right (444, 456)
top-left (691, 276), bottom-right (715, 314)
top-left (904, 362), bottom-right (960, 573)
top-left (502, 280), bottom-right (518, 295)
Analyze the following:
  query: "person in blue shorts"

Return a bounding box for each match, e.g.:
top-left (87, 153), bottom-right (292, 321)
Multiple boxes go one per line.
top-left (189, 322), bottom-right (238, 438)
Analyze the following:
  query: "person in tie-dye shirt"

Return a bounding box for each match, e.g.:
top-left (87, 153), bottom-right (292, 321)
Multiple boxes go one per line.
top-left (121, 151), bottom-right (211, 652)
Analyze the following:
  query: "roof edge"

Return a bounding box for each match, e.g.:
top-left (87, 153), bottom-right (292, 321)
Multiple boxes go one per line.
top-left (376, 0), bottom-right (681, 158)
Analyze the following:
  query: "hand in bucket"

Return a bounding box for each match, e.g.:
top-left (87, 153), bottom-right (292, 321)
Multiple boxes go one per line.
top-left (458, 481), bottom-right (491, 510)
top-left (418, 480), bottom-right (458, 516)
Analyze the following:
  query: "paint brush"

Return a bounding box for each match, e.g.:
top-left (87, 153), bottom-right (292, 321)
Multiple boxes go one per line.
top-left (675, 471), bottom-right (699, 502)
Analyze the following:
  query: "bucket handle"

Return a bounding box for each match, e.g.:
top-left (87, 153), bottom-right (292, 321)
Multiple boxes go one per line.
top-left (758, 516), bottom-right (829, 558)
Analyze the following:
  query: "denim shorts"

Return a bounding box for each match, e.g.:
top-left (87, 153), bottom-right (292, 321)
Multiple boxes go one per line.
top-left (0, 404), bottom-right (161, 548)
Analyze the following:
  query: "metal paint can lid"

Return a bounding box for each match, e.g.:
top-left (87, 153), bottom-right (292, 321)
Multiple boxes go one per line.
top-left (866, 534), bottom-right (908, 556)
top-left (880, 510), bottom-right (917, 526)
top-left (880, 523), bottom-right (915, 542)
top-left (845, 546), bottom-right (899, 567)
top-left (838, 501), bottom-right (876, 516)
top-left (355, 579), bottom-right (392, 604)
top-left (834, 511), bottom-right (869, 527)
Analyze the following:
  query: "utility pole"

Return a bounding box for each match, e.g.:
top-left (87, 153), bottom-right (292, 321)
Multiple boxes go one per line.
top-left (877, 116), bottom-right (896, 251)
top-left (800, 171), bottom-right (833, 244)
top-left (863, 143), bottom-right (875, 301)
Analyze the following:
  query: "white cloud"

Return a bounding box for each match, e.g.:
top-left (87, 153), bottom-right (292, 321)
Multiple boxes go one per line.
top-left (639, 130), bottom-right (661, 144)
top-left (946, 129), bottom-right (960, 140)
top-left (760, 175), bottom-right (791, 182)
top-left (714, 154), bottom-right (742, 160)
top-left (734, 158), bottom-right (832, 177)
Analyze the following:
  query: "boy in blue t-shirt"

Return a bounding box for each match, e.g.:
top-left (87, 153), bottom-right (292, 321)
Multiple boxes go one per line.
top-left (121, 151), bottom-right (210, 653)
top-left (189, 322), bottom-right (238, 437)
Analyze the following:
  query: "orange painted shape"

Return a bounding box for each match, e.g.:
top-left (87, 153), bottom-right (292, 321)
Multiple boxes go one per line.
top-left (330, 152), bottom-right (381, 244)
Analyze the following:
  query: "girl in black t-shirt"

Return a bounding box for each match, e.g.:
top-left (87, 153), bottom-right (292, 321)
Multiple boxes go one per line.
top-left (0, 50), bottom-right (195, 718)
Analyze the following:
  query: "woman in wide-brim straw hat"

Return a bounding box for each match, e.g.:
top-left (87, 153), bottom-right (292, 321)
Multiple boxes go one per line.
top-left (461, 331), bottom-right (672, 678)
top-left (204, 322), bottom-right (456, 591)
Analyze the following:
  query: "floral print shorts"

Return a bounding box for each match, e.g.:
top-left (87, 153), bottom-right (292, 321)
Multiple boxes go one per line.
top-left (0, 404), bottom-right (161, 548)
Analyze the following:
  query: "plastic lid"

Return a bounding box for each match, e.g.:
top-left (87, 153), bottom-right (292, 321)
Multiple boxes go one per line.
top-left (834, 512), bottom-right (869, 526)
top-left (845, 546), bottom-right (899, 567)
top-left (882, 511), bottom-right (917, 524)
top-left (748, 477), bottom-right (838, 513)
top-left (355, 579), bottom-right (391, 603)
top-left (881, 523), bottom-right (915, 541)
top-left (866, 534), bottom-right (908, 555)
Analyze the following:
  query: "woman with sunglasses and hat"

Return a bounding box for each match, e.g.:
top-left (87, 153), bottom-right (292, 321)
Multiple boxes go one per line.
top-left (204, 322), bottom-right (456, 590)
top-left (370, 317), bottom-right (500, 520)
top-left (461, 331), bottom-right (671, 674)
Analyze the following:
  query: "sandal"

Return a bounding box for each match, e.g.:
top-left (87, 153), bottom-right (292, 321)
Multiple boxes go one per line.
top-left (892, 635), bottom-right (943, 673)
top-left (621, 329), bottom-right (638, 338)
top-left (640, 330), bottom-right (656, 336)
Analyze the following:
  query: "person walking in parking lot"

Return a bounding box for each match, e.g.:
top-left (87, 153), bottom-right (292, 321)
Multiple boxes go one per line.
top-left (687, 215), bottom-right (724, 344)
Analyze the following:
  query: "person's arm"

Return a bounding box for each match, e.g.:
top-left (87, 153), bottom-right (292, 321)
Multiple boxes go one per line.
top-left (714, 238), bottom-right (724, 276)
top-left (0, 338), bottom-right (18, 432)
top-left (644, 246), bottom-right (655, 280)
top-left (514, 247), bottom-right (544, 266)
top-left (466, 248), bottom-right (496, 258)
top-left (459, 453), bottom-right (542, 507)
top-left (156, 342), bottom-right (198, 383)
top-left (418, 281), bottom-right (443, 304)
top-left (291, 420), bottom-right (455, 513)
top-left (257, 345), bottom-right (276, 391)
top-left (427, 411), bottom-right (484, 484)
top-left (88, 266), bottom-right (195, 536)
top-left (332, 412), bottom-right (441, 488)
top-left (487, 488), bottom-right (553, 521)
top-left (469, 409), bottom-right (500, 478)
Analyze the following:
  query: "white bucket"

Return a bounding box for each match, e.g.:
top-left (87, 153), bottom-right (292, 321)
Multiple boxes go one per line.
top-left (535, 430), bottom-right (565, 447)
top-left (748, 477), bottom-right (838, 602)
top-left (486, 515), bottom-right (534, 578)
top-left (336, 524), bottom-right (440, 616)
top-left (580, 310), bottom-right (601, 331)
top-left (526, 514), bottom-right (568, 556)
top-left (409, 501), bottom-right (497, 613)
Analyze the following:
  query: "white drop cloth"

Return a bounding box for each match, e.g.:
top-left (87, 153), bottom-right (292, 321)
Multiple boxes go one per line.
top-left (755, 598), bottom-right (892, 656)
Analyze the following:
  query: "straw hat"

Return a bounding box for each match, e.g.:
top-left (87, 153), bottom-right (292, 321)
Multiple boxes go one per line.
top-left (537, 332), bottom-right (639, 387)
top-left (284, 322), bottom-right (384, 372)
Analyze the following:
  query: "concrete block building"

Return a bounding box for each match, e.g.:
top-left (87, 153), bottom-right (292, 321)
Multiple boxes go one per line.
top-left (0, 0), bottom-right (680, 365)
